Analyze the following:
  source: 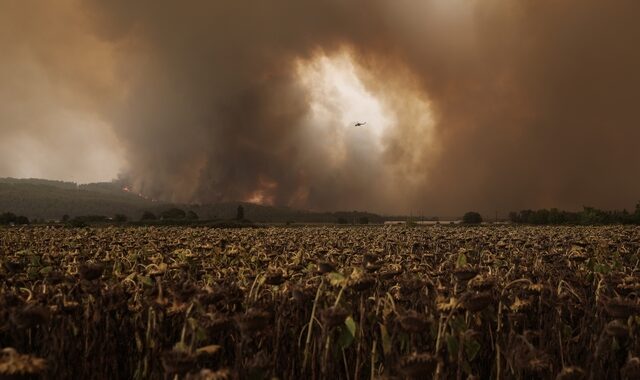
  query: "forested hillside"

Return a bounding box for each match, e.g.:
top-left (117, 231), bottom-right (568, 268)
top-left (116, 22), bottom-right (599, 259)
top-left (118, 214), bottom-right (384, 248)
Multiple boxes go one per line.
top-left (0, 178), bottom-right (160, 220)
top-left (0, 178), bottom-right (383, 223)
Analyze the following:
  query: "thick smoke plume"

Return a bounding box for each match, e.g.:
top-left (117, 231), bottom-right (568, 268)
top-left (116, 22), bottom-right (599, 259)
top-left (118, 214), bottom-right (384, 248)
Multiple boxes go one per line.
top-left (2, 0), bottom-right (640, 215)
top-left (0, 0), bottom-right (124, 183)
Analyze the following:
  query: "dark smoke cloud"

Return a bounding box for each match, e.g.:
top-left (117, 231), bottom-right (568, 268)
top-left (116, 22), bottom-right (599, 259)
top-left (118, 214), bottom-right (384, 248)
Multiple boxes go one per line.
top-left (2, 0), bottom-right (640, 215)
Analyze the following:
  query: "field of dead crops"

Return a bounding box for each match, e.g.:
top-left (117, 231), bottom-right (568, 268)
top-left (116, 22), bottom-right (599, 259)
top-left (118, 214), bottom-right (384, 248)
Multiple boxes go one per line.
top-left (1, 225), bottom-right (640, 379)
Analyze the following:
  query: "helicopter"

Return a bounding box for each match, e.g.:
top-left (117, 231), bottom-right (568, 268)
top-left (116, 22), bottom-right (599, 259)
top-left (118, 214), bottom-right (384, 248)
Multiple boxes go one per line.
top-left (354, 122), bottom-right (367, 127)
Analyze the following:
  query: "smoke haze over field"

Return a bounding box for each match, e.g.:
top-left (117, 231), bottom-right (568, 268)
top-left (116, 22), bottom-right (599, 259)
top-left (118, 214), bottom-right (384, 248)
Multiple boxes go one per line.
top-left (1, 0), bottom-right (640, 215)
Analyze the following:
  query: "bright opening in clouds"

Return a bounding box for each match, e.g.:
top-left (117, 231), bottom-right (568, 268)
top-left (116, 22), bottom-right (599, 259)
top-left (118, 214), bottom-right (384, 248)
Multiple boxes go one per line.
top-left (298, 53), bottom-right (393, 144)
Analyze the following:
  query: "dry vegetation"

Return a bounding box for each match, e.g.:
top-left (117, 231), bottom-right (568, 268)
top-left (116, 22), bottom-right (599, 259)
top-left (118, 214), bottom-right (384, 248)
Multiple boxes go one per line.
top-left (1, 225), bottom-right (640, 379)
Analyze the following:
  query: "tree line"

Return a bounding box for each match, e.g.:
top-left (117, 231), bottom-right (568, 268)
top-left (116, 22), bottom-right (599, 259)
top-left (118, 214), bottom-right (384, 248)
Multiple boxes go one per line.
top-left (508, 205), bottom-right (640, 225)
top-left (7, 205), bottom-right (640, 227)
top-left (0, 212), bottom-right (29, 225)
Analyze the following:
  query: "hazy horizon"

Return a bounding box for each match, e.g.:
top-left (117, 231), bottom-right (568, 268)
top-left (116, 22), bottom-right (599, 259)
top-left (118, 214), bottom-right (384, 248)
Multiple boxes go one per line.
top-left (2, 0), bottom-right (639, 215)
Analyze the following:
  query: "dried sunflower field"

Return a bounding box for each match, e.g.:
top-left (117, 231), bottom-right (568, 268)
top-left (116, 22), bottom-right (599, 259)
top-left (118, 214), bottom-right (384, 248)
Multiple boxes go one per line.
top-left (2, 225), bottom-right (640, 379)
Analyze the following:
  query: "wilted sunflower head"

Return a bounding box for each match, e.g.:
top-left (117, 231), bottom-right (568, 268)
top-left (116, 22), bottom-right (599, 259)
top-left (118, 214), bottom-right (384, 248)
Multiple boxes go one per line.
top-left (169, 283), bottom-right (199, 304)
top-left (11, 303), bottom-right (49, 329)
top-left (605, 319), bottom-right (629, 338)
top-left (264, 270), bottom-right (287, 286)
top-left (317, 262), bottom-right (336, 275)
top-left (362, 253), bottom-right (379, 265)
top-left (397, 353), bottom-right (437, 378)
top-left (244, 350), bottom-right (271, 373)
top-left (468, 276), bottom-right (496, 292)
top-left (198, 289), bottom-right (227, 306)
top-left (398, 278), bottom-right (424, 297)
top-left (235, 308), bottom-right (271, 334)
top-left (78, 262), bottom-right (104, 281)
top-left (461, 291), bottom-right (494, 313)
top-left (161, 348), bottom-right (196, 375)
top-left (526, 355), bottom-right (552, 373)
top-left (201, 313), bottom-right (235, 334)
top-left (522, 283), bottom-right (546, 296)
top-left (185, 368), bottom-right (236, 380)
top-left (349, 275), bottom-right (376, 293)
top-left (555, 366), bottom-right (586, 380)
top-left (320, 307), bottom-right (349, 329)
top-left (44, 270), bottom-right (66, 284)
top-left (397, 310), bottom-right (429, 333)
top-left (616, 281), bottom-right (640, 296)
top-left (290, 286), bottom-right (313, 304)
top-left (622, 356), bottom-right (640, 380)
top-left (604, 298), bottom-right (639, 319)
top-left (3, 259), bottom-right (23, 274)
top-left (510, 297), bottom-right (533, 313)
top-left (453, 267), bottom-right (479, 282)
top-left (1, 292), bottom-right (24, 308)
top-left (364, 261), bottom-right (382, 273)
top-left (378, 265), bottom-right (403, 281)
top-left (0, 347), bottom-right (47, 376)
top-left (511, 335), bottom-right (551, 374)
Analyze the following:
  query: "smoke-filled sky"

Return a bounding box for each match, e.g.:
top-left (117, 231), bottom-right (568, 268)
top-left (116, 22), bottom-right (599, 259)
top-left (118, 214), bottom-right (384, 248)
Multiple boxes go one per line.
top-left (2, 0), bottom-right (639, 215)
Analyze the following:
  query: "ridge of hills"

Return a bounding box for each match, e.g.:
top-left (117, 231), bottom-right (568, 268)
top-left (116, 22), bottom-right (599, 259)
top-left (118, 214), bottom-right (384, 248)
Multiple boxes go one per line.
top-left (0, 178), bottom-right (384, 223)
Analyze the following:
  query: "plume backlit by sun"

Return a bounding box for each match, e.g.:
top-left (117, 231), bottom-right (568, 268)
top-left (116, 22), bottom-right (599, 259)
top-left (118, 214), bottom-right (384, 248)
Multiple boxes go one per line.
top-left (297, 52), bottom-right (393, 143)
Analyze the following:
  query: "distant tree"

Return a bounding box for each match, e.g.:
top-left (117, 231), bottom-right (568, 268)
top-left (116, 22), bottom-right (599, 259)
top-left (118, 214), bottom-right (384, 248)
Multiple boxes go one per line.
top-left (69, 218), bottom-right (87, 228)
top-left (236, 205), bottom-right (244, 221)
top-left (160, 208), bottom-right (186, 220)
top-left (0, 212), bottom-right (17, 224)
top-left (114, 214), bottom-right (128, 223)
top-left (519, 209), bottom-right (534, 224)
top-left (15, 215), bottom-right (29, 225)
top-left (337, 217), bottom-right (348, 224)
top-left (462, 211), bottom-right (483, 224)
top-left (0, 212), bottom-right (29, 225)
top-left (531, 209), bottom-right (550, 225)
top-left (579, 206), bottom-right (607, 225)
top-left (632, 202), bottom-right (640, 224)
top-left (62, 214), bottom-right (70, 223)
top-left (140, 211), bottom-right (157, 221)
top-left (186, 210), bottom-right (199, 220)
top-left (359, 216), bottom-right (370, 225)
